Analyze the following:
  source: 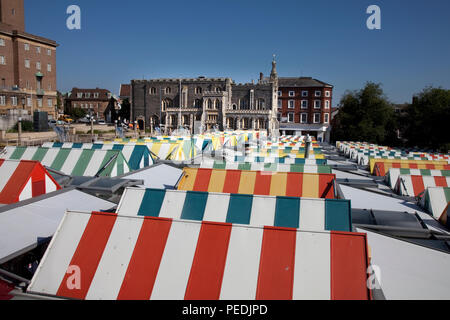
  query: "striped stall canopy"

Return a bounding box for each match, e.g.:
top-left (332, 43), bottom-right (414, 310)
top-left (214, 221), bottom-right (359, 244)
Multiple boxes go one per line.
top-left (372, 160), bottom-right (450, 176)
top-left (420, 187), bottom-right (450, 219)
top-left (177, 168), bottom-right (336, 199)
top-left (386, 168), bottom-right (450, 189)
top-left (0, 146), bottom-right (130, 177)
top-left (228, 156), bottom-right (327, 165)
top-left (116, 188), bottom-right (351, 231)
top-left (42, 142), bottom-right (154, 171)
top-left (0, 159), bottom-right (61, 205)
top-left (395, 175), bottom-right (450, 197)
top-left (200, 161), bottom-right (332, 174)
top-left (27, 211), bottom-right (370, 300)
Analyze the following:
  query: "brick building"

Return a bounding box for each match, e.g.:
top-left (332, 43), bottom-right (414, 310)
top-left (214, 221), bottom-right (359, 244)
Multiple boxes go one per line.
top-left (277, 77), bottom-right (333, 141)
top-left (0, 0), bottom-right (58, 118)
top-left (130, 59), bottom-right (333, 139)
top-left (64, 88), bottom-right (113, 120)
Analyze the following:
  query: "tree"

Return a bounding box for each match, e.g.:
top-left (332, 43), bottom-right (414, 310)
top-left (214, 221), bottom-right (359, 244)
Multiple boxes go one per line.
top-left (331, 82), bottom-right (399, 145)
top-left (69, 107), bottom-right (87, 120)
top-left (404, 87), bottom-right (450, 152)
top-left (118, 98), bottom-right (130, 122)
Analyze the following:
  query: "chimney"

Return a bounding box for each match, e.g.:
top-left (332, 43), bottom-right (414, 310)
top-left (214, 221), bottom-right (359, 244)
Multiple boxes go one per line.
top-left (260, 73), bottom-right (264, 81)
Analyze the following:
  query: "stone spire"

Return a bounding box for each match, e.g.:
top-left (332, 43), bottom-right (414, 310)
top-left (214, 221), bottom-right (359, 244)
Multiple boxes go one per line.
top-left (270, 54), bottom-right (278, 81)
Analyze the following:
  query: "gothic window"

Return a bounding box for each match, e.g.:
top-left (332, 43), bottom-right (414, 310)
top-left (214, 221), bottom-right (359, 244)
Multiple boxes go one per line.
top-left (232, 104), bottom-right (237, 110)
top-left (195, 87), bottom-right (202, 94)
top-left (215, 87), bottom-right (221, 93)
top-left (165, 87), bottom-right (171, 94)
top-left (162, 98), bottom-right (173, 110)
top-left (207, 99), bottom-right (213, 109)
top-left (215, 99), bottom-right (221, 109)
top-left (194, 99), bottom-right (202, 108)
top-left (150, 87), bottom-right (157, 94)
top-left (257, 99), bottom-right (265, 110)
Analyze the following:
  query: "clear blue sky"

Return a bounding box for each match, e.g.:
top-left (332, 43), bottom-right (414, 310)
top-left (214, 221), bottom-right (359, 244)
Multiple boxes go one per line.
top-left (25, 0), bottom-right (450, 104)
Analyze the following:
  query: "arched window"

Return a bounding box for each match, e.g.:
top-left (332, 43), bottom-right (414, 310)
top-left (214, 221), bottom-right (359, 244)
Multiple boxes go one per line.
top-left (150, 87), bottom-right (157, 94)
top-left (257, 98), bottom-right (265, 110)
top-left (194, 99), bottom-right (202, 108)
top-left (232, 104), bottom-right (237, 110)
top-left (239, 99), bottom-right (248, 110)
top-left (215, 87), bottom-right (221, 93)
top-left (162, 98), bottom-right (173, 110)
top-left (207, 99), bottom-right (213, 109)
top-left (165, 87), bottom-right (171, 94)
top-left (195, 87), bottom-right (202, 94)
top-left (215, 99), bottom-right (221, 109)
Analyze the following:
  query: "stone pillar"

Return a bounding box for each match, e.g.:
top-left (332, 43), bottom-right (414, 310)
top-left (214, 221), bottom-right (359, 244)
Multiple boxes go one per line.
top-left (237, 117), bottom-right (241, 130)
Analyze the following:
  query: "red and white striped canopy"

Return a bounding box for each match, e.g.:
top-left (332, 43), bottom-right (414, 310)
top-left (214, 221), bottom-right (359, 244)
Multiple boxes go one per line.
top-left (0, 159), bottom-right (60, 204)
top-left (28, 211), bottom-right (371, 300)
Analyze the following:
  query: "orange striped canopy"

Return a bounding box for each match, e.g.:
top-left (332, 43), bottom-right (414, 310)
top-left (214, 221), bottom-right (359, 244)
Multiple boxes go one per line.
top-left (374, 162), bottom-right (450, 176)
top-left (177, 168), bottom-right (336, 199)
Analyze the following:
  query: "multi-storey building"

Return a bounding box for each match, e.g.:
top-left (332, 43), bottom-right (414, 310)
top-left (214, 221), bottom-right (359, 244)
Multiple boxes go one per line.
top-left (64, 88), bottom-right (112, 120)
top-left (0, 0), bottom-right (58, 118)
top-left (277, 77), bottom-right (333, 141)
top-left (130, 59), bottom-right (333, 140)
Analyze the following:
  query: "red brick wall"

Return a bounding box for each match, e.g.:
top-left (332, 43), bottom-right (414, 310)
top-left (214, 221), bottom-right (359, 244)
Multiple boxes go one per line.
top-left (278, 87), bottom-right (332, 125)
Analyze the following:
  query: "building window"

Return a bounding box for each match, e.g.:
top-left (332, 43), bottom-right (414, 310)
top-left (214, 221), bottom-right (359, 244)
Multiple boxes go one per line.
top-left (85, 93), bottom-right (90, 98)
top-left (36, 46), bottom-right (41, 54)
top-left (36, 62), bottom-right (41, 70)
top-left (325, 91), bottom-right (331, 97)
top-left (215, 87), bottom-right (221, 93)
top-left (194, 99), bottom-right (202, 108)
top-left (47, 98), bottom-right (53, 107)
top-left (77, 92), bottom-right (83, 98)
top-left (314, 113), bottom-right (321, 123)
top-left (301, 113), bottom-right (308, 123)
top-left (0, 96), bottom-right (5, 106)
top-left (165, 87), bottom-right (171, 94)
top-left (289, 91), bottom-right (295, 97)
top-left (314, 100), bottom-right (321, 109)
top-left (215, 99), bottom-right (221, 109)
top-left (325, 100), bottom-right (330, 109)
top-left (288, 100), bottom-right (295, 109)
top-left (278, 91), bottom-right (282, 97)
top-left (302, 91), bottom-right (308, 97)
top-left (150, 87), bottom-right (157, 95)
top-left (257, 98), bottom-right (265, 109)
top-left (0, 56), bottom-right (5, 65)
top-left (324, 113), bottom-right (330, 123)
top-left (47, 49), bottom-right (51, 56)
top-left (24, 43), bottom-right (29, 51)
top-left (278, 100), bottom-right (282, 109)
top-left (288, 112), bottom-right (294, 122)
top-left (48, 84), bottom-right (51, 90)
top-left (207, 99), bottom-right (213, 109)
top-left (37, 98), bottom-right (42, 108)
top-left (301, 100), bottom-right (308, 109)
top-left (11, 96), bottom-right (18, 106)
top-left (0, 39), bottom-right (5, 46)
top-left (25, 59), bottom-right (30, 68)
top-left (73, 103), bottom-right (78, 108)
top-left (94, 92), bottom-right (99, 98)
top-left (27, 97), bottom-right (31, 107)
top-left (47, 64), bottom-right (51, 72)
top-left (315, 91), bottom-right (321, 97)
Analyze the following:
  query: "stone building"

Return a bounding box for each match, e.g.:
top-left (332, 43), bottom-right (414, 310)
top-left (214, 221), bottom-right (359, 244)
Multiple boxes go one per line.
top-left (0, 0), bottom-right (58, 118)
top-left (130, 59), bottom-right (333, 139)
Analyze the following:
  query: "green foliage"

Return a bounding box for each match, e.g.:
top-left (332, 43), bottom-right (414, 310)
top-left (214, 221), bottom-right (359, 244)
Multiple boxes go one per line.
top-left (69, 107), bottom-right (87, 120)
top-left (403, 87), bottom-right (450, 152)
top-left (118, 98), bottom-right (131, 121)
top-left (11, 120), bottom-right (34, 132)
top-left (331, 82), bottom-right (399, 145)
